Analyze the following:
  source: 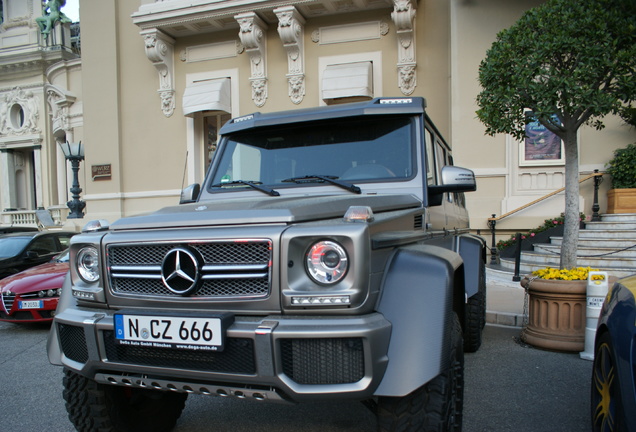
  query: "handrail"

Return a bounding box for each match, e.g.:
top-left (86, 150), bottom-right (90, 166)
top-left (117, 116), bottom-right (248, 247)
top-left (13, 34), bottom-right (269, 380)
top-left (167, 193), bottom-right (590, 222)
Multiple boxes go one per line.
top-left (487, 169), bottom-right (604, 265)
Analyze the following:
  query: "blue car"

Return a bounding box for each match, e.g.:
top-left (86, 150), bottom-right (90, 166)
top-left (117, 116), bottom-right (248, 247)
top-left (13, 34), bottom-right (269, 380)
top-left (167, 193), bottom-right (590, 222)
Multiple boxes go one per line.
top-left (592, 275), bottom-right (636, 432)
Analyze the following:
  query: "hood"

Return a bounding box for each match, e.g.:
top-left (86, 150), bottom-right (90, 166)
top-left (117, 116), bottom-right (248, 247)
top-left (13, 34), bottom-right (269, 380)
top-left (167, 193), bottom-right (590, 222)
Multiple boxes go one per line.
top-left (110, 194), bottom-right (421, 230)
top-left (0, 262), bottom-right (68, 294)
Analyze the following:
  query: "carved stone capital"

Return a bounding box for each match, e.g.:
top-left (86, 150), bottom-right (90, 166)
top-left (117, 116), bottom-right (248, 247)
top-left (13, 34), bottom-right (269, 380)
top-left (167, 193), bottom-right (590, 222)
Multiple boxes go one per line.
top-left (392, 0), bottom-right (417, 95)
top-left (140, 28), bottom-right (176, 117)
top-left (275, 6), bottom-right (306, 104)
top-left (235, 13), bottom-right (268, 107)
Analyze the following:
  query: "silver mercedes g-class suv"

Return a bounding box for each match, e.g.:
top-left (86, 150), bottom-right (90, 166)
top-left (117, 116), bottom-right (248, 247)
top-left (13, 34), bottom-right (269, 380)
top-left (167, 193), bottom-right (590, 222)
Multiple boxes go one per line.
top-left (48, 97), bottom-right (486, 432)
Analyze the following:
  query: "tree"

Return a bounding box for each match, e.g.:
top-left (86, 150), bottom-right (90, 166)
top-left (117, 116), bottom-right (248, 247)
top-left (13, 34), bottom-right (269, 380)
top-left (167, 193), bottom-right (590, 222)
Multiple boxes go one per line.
top-left (476, 0), bottom-right (636, 269)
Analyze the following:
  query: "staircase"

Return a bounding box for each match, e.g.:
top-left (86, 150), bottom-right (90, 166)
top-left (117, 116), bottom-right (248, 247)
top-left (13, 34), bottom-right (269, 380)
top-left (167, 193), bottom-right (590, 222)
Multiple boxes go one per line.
top-left (499, 213), bottom-right (636, 278)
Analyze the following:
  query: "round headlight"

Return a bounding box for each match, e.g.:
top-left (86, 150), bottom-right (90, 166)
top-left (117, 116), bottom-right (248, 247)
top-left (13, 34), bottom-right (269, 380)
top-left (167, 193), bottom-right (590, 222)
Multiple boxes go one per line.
top-left (77, 246), bottom-right (100, 283)
top-left (306, 241), bottom-right (348, 284)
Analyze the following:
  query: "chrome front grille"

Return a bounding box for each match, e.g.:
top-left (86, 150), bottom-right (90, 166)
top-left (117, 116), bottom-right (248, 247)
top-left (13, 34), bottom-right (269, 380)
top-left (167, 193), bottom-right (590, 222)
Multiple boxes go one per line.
top-left (107, 240), bottom-right (272, 299)
top-left (1, 291), bottom-right (16, 313)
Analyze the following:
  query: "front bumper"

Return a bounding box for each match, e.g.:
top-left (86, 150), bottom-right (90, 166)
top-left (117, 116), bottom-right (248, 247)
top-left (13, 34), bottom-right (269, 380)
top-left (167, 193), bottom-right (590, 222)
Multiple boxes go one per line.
top-left (49, 307), bottom-right (392, 403)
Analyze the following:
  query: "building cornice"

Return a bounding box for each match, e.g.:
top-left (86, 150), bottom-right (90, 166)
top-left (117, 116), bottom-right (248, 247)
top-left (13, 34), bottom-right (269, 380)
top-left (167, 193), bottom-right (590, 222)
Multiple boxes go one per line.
top-left (132, 0), bottom-right (393, 38)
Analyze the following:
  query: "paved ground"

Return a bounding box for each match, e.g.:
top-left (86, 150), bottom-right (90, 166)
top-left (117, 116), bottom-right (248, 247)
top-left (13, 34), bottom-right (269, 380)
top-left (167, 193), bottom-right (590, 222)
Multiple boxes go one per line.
top-left (0, 321), bottom-right (592, 431)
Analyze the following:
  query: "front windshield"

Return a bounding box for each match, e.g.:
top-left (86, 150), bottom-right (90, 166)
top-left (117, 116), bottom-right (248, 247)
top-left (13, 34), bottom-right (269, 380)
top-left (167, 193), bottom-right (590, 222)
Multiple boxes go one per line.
top-left (208, 116), bottom-right (414, 191)
top-left (0, 237), bottom-right (30, 259)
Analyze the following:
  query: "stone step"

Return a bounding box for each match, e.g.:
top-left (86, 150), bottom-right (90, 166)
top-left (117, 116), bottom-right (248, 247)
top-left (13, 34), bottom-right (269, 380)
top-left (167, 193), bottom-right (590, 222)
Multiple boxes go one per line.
top-left (574, 230), bottom-right (636, 239)
top-left (517, 250), bottom-right (635, 268)
top-left (550, 237), bottom-right (636, 248)
top-left (585, 221), bottom-right (636, 230)
top-left (599, 213), bottom-right (636, 223)
top-left (534, 243), bottom-right (636, 258)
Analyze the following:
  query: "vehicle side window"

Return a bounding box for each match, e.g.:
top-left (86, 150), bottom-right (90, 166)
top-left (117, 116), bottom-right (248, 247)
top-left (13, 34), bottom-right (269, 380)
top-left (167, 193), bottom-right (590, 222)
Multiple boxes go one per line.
top-left (58, 235), bottom-right (73, 249)
top-left (435, 140), bottom-right (453, 203)
top-left (425, 129), bottom-right (437, 186)
top-left (27, 236), bottom-right (57, 256)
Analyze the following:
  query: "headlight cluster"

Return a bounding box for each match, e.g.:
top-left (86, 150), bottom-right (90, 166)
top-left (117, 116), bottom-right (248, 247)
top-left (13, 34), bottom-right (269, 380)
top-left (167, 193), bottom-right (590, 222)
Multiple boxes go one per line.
top-left (38, 288), bottom-right (62, 298)
top-left (76, 246), bottom-right (100, 283)
top-left (305, 240), bottom-right (348, 284)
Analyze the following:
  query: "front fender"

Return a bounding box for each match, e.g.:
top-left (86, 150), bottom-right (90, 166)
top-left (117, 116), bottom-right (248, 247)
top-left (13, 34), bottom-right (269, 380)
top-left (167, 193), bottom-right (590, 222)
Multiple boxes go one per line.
top-left (374, 244), bottom-right (463, 396)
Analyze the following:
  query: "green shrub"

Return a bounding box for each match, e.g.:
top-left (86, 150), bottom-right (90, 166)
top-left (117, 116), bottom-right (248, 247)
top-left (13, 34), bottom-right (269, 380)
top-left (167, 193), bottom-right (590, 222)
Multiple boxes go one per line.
top-left (606, 143), bottom-right (636, 189)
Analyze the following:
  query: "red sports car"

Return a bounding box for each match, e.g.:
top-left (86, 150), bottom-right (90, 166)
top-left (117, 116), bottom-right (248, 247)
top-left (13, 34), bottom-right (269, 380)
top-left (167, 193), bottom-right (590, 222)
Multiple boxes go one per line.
top-left (0, 249), bottom-right (69, 323)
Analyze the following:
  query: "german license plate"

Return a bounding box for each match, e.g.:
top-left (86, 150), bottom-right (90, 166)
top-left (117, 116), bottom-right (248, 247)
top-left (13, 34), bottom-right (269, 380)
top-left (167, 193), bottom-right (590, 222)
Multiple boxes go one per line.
top-left (114, 313), bottom-right (228, 351)
top-left (19, 300), bottom-right (43, 309)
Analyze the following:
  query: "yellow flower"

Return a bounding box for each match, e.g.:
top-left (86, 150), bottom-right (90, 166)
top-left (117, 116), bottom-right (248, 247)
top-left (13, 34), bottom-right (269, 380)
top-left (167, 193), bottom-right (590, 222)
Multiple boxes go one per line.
top-left (531, 266), bottom-right (600, 280)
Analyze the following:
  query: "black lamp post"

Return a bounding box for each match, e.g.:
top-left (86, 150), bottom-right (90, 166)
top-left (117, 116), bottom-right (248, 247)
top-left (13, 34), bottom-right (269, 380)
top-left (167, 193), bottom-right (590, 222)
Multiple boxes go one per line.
top-left (59, 141), bottom-right (86, 219)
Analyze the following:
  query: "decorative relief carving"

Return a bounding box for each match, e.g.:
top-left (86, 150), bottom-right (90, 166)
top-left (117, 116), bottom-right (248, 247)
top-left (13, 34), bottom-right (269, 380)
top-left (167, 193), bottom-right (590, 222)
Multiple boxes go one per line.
top-left (0, 87), bottom-right (41, 136)
top-left (45, 85), bottom-right (76, 135)
top-left (391, 0), bottom-right (417, 95)
top-left (380, 20), bottom-right (390, 36)
top-left (140, 28), bottom-right (176, 117)
top-left (275, 6), bottom-right (306, 105)
top-left (235, 13), bottom-right (268, 107)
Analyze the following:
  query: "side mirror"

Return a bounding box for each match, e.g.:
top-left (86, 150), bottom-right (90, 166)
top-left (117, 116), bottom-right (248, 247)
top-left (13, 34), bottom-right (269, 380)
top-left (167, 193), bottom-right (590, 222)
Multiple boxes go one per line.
top-left (440, 166), bottom-right (477, 192)
top-left (427, 166), bottom-right (476, 205)
top-left (25, 251), bottom-right (39, 260)
top-left (179, 184), bottom-right (200, 204)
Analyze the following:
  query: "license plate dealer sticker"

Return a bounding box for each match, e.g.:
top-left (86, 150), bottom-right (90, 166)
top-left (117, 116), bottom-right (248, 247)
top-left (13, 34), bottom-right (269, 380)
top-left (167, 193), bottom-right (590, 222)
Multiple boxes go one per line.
top-left (19, 300), bottom-right (43, 309)
top-left (114, 313), bottom-right (228, 351)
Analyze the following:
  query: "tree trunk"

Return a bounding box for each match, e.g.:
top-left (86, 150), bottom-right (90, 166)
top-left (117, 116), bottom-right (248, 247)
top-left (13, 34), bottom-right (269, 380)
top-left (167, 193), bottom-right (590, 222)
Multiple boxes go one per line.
top-left (559, 130), bottom-right (580, 269)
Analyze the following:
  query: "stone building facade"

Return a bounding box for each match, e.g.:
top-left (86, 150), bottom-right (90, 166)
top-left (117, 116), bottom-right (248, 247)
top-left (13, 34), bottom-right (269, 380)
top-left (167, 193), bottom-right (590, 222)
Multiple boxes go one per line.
top-left (1, 0), bottom-right (633, 234)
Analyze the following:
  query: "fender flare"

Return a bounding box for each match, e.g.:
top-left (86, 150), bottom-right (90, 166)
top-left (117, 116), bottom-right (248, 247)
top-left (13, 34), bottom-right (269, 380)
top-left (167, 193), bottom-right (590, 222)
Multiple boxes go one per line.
top-left (456, 234), bottom-right (486, 298)
top-left (374, 243), bottom-right (464, 396)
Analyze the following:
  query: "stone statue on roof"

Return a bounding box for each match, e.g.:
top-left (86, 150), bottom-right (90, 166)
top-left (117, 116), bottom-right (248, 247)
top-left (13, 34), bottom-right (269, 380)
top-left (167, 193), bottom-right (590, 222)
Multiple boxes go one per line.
top-left (36, 0), bottom-right (72, 40)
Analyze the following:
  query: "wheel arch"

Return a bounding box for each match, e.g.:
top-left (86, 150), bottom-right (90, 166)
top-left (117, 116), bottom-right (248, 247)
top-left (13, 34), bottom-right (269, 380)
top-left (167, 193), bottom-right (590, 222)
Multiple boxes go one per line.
top-left (374, 243), bottom-right (464, 397)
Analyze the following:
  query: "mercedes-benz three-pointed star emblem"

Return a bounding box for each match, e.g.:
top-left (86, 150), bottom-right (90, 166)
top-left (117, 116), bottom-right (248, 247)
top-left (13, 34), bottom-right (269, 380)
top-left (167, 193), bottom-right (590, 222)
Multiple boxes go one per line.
top-left (161, 247), bottom-right (202, 295)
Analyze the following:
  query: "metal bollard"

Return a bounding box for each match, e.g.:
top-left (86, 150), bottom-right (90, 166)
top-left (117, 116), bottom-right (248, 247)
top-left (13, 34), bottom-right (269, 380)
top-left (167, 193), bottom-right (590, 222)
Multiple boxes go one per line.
top-left (580, 271), bottom-right (609, 361)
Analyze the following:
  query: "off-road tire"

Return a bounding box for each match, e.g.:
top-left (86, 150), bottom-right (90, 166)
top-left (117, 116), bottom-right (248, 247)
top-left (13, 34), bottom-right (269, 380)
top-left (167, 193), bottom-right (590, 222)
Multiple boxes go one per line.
top-left (463, 262), bottom-right (486, 352)
top-left (63, 368), bottom-right (187, 432)
top-left (376, 313), bottom-right (464, 432)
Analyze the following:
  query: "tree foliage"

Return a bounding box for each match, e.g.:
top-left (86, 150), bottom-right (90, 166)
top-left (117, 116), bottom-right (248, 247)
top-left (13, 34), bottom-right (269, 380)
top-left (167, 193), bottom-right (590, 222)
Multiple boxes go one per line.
top-left (476, 0), bottom-right (636, 269)
top-left (477, 0), bottom-right (635, 140)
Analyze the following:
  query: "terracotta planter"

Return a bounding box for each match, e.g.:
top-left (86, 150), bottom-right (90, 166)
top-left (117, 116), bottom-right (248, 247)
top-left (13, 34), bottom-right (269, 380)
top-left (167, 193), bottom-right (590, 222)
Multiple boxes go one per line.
top-left (607, 188), bottom-right (636, 214)
top-left (520, 277), bottom-right (586, 352)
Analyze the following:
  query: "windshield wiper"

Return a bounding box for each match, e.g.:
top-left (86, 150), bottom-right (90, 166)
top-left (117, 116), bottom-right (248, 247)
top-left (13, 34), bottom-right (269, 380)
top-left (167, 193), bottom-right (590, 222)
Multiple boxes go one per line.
top-left (210, 180), bottom-right (280, 197)
top-left (282, 175), bottom-right (361, 194)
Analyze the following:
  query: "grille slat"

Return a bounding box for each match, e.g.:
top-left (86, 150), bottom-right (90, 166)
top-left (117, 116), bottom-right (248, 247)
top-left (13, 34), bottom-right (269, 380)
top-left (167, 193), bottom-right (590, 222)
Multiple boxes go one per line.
top-left (107, 240), bottom-right (272, 299)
